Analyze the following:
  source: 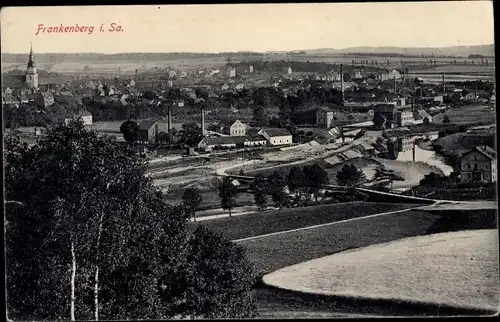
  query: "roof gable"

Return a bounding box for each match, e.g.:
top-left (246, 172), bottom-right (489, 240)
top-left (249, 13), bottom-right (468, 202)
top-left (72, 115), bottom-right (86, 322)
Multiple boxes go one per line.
top-left (138, 120), bottom-right (158, 131)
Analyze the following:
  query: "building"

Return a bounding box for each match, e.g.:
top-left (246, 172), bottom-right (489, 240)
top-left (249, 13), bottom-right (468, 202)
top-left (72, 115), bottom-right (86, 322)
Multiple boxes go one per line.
top-left (136, 120), bottom-right (159, 145)
top-left (54, 91), bottom-right (74, 104)
top-left (373, 104), bottom-right (398, 129)
top-left (258, 128), bottom-right (293, 146)
top-left (389, 69), bottom-right (402, 80)
top-left (25, 43), bottom-right (39, 89)
top-left (396, 110), bottom-right (414, 127)
top-left (460, 146), bottom-right (497, 183)
top-left (223, 119), bottom-right (246, 136)
top-left (415, 109), bottom-right (433, 123)
top-left (197, 136), bottom-right (245, 151)
top-left (226, 67), bottom-right (236, 78)
top-left (64, 110), bottom-right (93, 125)
top-left (316, 106), bottom-right (335, 128)
top-left (35, 91), bottom-right (55, 107)
top-left (396, 136), bottom-right (415, 152)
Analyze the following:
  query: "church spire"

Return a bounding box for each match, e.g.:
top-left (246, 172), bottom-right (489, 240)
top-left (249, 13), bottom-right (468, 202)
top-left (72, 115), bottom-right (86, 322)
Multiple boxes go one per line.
top-left (28, 42), bottom-right (35, 68)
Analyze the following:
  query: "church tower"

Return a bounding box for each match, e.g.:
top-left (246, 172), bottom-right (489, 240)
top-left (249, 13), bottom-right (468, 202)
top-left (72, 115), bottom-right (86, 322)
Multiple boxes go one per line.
top-left (25, 42), bottom-right (39, 89)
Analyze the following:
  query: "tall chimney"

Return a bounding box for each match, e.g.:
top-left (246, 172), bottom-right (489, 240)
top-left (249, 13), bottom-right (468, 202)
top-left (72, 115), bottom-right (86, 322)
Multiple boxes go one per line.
top-left (167, 104), bottom-right (172, 141)
top-left (135, 69), bottom-right (138, 83)
top-left (340, 64), bottom-right (344, 106)
top-left (201, 108), bottom-right (205, 136)
top-left (394, 77), bottom-right (397, 94)
top-left (442, 74), bottom-right (445, 93)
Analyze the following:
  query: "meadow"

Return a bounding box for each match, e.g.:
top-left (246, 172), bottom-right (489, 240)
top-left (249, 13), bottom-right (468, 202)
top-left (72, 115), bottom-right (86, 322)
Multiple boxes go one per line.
top-left (189, 202), bottom-right (416, 241)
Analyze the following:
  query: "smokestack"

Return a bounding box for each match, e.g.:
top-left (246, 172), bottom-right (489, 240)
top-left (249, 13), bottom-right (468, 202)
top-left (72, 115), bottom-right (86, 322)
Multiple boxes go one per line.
top-left (394, 77), bottom-right (397, 94)
top-left (167, 104), bottom-right (172, 141)
top-left (442, 74), bottom-right (445, 93)
top-left (135, 69), bottom-right (138, 83)
top-left (201, 108), bottom-right (205, 136)
top-left (340, 64), bottom-right (344, 106)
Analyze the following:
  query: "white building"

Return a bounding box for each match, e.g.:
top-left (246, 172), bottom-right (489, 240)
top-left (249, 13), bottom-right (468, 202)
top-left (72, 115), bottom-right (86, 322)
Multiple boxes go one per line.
top-left (258, 128), bottom-right (293, 146)
top-left (225, 119), bottom-right (246, 136)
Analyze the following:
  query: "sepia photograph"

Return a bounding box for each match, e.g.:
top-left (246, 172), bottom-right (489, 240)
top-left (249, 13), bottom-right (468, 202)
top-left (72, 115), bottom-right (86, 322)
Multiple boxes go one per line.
top-left (1, 2), bottom-right (498, 320)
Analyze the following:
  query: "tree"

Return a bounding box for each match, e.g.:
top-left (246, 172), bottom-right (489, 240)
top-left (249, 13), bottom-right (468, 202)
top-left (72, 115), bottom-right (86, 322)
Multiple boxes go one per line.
top-left (267, 171), bottom-right (288, 209)
top-left (182, 188), bottom-right (203, 222)
top-left (182, 226), bottom-right (257, 318)
top-left (180, 123), bottom-right (203, 147)
top-left (218, 177), bottom-right (239, 216)
top-left (250, 174), bottom-right (268, 211)
top-left (286, 166), bottom-right (305, 195)
top-left (373, 113), bottom-right (386, 129)
top-left (120, 120), bottom-right (138, 144)
top-left (158, 131), bottom-right (169, 145)
top-left (303, 164), bottom-right (330, 203)
top-left (252, 105), bottom-right (268, 127)
top-left (442, 115), bottom-right (451, 123)
top-left (423, 117), bottom-right (430, 125)
top-left (4, 121), bottom-right (256, 321)
top-left (336, 164), bottom-right (367, 188)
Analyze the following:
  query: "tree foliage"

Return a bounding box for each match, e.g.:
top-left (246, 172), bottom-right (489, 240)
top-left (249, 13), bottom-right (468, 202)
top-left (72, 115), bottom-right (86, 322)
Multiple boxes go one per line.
top-left (267, 171), bottom-right (288, 208)
top-left (4, 120), bottom-right (256, 320)
top-left (303, 164), bottom-right (330, 202)
top-left (182, 188), bottom-right (203, 222)
top-left (218, 177), bottom-right (239, 216)
top-left (336, 164), bottom-right (367, 188)
top-left (251, 174), bottom-right (268, 211)
top-left (120, 120), bottom-right (138, 143)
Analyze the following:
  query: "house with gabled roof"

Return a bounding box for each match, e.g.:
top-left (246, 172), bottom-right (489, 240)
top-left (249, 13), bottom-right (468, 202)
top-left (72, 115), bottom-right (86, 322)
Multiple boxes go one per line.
top-left (460, 146), bottom-right (497, 183)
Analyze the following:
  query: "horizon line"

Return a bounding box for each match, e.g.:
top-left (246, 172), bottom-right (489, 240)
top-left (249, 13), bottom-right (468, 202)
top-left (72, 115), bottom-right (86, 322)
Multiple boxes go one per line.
top-left (1, 43), bottom-right (495, 55)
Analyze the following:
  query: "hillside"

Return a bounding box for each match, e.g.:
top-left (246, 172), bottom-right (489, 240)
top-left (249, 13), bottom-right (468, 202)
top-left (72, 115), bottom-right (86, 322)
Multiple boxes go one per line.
top-left (2, 45), bottom-right (494, 64)
top-left (299, 45), bottom-right (495, 57)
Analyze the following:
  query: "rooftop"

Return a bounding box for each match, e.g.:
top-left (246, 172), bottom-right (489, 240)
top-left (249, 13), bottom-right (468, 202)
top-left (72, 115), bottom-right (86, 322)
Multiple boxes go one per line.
top-left (261, 128), bottom-right (292, 137)
top-left (138, 120), bottom-right (158, 131)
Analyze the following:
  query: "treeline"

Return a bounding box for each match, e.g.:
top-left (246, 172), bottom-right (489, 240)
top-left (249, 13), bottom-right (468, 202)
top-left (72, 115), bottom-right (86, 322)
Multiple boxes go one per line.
top-left (242, 60), bottom-right (363, 74)
top-left (5, 121), bottom-right (257, 320)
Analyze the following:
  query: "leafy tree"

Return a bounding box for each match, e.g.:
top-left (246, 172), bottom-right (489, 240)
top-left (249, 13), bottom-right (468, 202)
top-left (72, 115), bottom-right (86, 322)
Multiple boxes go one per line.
top-left (4, 120), bottom-right (256, 320)
top-left (180, 123), bottom-right (203, 147)
top-left (252, 105), bottom-right (268, 127)
top-left (343, 72), bottom-right (352, 82)
top-left (182, 188), bottom-right (203, 222)
top-left (158, 131), bottom-right (169, 145)
top-left (218, 177), bottom-right (239, 216)
top-left (183, 226), bottom-right (257, 318)
top-left (267, 171), bottom-right (288, 209)
top-left (443, 115), bottom-right (451, 123)
top-left (250, 174), bottom-right (268, 211)
top-left (336, 164), bottom-right (367, 188)
top-left (303, 164), bottom-right (330, 203)
top-left (120, 120), bottom-right (138, 144)
top-left (419, 172), bottom-right (448, 187)
top-left (286, 166), bottom-right (305, 194)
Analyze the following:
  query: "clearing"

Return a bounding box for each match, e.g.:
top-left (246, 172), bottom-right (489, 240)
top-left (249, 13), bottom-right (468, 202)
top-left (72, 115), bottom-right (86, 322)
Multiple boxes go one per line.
top-left (262, 229), bottom-right (499, 312)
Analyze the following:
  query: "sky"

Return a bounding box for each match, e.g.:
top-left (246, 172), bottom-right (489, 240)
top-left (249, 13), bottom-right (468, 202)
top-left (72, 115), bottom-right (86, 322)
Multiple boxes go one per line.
top-left (0, 2), bottom-right (495, 54)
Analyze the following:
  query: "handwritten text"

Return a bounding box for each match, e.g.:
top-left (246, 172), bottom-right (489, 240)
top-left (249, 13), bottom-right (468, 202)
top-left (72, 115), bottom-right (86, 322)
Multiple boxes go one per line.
top-left (35, 23), bottom-right (124, 35)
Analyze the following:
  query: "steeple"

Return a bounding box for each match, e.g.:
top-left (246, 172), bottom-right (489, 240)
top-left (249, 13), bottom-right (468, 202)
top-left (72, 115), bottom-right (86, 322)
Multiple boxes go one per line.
top-left (28, 42), bottom-right (35, 68)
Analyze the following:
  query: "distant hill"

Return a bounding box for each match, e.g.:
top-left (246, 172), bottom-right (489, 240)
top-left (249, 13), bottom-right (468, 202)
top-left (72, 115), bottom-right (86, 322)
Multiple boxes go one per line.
top-left (1, 45), bottom-right (494, 64)
top-left (297, 45), bottom-right (495, 57)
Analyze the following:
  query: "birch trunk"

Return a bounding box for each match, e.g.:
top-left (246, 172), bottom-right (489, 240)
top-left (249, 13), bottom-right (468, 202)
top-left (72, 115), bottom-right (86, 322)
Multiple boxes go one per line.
top-left (94, 215), bottom-right (104, 321)
top-left (70, 240), bottom-right (77, 321)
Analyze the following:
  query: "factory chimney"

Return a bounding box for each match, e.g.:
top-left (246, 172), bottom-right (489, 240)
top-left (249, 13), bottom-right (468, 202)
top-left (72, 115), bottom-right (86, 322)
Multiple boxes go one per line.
top-left (167, 103), bottom-right (173, 142)
top-left (201, 107), bottom-right (205, 136)
top-left (394, 77), bottom-right (397, 94)
top-left (340, 64), bottom-right (344, 107)
top-left (135, 69), bottom-right (138, 84)
top-left (442, 74), bottom-right (445, 93)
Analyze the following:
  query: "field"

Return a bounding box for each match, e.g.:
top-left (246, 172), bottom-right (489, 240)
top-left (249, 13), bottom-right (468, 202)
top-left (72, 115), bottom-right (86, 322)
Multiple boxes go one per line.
top-left (432, 105), bottom-right (496, 125)
top-left (263, 229), bottom-right (499, 312)
top-left (189, 202), bottom-right (417, 243)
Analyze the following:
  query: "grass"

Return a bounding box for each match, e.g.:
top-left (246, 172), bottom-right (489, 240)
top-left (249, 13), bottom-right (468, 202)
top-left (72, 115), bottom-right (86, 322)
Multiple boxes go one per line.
top-left (189, 202), bottom-right (416, 241)
top-left (248, 208), bottom-right (497, 317)
top-left (238, 210), bottom-right (439, 276)
top-left (262, 229), bottom-right (499, 312)
top-left (432, 105), bottom-right (496, 125)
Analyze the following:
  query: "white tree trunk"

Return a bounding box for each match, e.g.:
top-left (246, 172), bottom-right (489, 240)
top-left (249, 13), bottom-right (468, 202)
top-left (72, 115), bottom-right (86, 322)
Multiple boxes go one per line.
top-left (70, 240), bottom-right (77, 321)
top-left (94, 215), bottom-right (104, 321)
